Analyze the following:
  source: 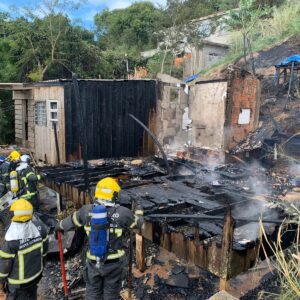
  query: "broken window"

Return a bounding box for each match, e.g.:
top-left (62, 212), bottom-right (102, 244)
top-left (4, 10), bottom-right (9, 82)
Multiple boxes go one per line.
top-left (208, 53), bottom-right (219, 62)
top-left (49, 100), bottom-right (58, 123)
top-left (238, 109), bottom-right (251, 125)
top-left (35, 101), bottom-right (47, 126)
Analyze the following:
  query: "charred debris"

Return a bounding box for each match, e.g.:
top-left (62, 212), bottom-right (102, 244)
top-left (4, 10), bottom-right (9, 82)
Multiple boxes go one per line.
top-left (39, 155), bottom-right (297, 292)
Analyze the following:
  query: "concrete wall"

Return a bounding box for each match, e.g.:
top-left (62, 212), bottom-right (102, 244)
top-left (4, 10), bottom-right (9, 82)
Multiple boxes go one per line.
top-left (157, 82), bottom-right (189, 152)
top-left (157, 69), bottom-right (261, 155)
top-left (184, 44), bottom-right (229, 77)
top-left (189, 81), bottom-right (228, 150)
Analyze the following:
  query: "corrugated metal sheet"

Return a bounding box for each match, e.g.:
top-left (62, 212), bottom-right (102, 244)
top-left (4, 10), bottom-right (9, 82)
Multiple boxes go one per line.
top-left (64, 80), bottom-right (157, 161)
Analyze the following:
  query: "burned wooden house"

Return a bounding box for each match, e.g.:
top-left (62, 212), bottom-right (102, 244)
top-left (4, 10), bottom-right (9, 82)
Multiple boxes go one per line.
top-left (5, 80), bottom-right (157, 164)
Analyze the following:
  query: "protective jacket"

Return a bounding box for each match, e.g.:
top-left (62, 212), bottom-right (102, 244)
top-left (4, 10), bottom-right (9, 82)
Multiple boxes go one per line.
top-left (0, 161), bottom-right (13, 196)
top-left (16, 164), bottom-right (41, 209)
top-left (59, 204), bottom-right (133, 262)
top-left (0, 219), bottom-right (48, 288)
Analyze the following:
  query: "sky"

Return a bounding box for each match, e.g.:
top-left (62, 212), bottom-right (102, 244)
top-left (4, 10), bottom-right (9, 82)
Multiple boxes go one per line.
top-left (0, 0), bottom-right (167, 29)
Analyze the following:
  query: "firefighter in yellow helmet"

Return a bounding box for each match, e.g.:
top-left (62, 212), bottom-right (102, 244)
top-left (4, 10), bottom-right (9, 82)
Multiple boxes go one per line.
top-left (55, 177), bottom-right (143, 300)
top-left (0, 199), bottom-right (48, 300)
top-left (0, 151), bottom-right (21, 197)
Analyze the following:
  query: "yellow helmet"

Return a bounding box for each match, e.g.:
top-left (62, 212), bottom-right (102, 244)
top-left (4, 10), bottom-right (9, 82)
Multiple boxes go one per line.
top-left (95, 177), bottom-right (121, 205)
top-left (8, 150), bottom-right (21, 162)
top-left (10, 199), bottom-right (33, 222)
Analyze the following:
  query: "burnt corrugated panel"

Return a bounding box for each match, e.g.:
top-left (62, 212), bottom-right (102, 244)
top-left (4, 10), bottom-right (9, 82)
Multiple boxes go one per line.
top-left (64, 80), bottom-right (157, 161)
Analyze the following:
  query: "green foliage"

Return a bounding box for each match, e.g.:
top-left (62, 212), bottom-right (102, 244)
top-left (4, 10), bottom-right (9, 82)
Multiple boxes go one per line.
top-left (95, 2), bottom-right (163, 53)
top-left (0, 91), bottom-right (14, 144)
top-left (260, 200), bottom-right (300, 299)
top-left (229, 0), bottom-right (300, 55)
top-left (146, 52), bottom-right (174, 78)
top-left (165, 0), bottom-right (239, 23)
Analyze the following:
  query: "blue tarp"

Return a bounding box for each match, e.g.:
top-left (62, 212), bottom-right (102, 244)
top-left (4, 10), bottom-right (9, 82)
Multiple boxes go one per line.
top-left (275, 55), bottom-right (300, 68)
top-left (183, 73), bottom-right (200, 83)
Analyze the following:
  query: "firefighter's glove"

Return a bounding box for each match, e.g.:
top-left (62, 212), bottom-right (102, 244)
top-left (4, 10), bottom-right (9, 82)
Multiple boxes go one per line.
top-left (54, 222), bottom-right (64, 239)
top-left (130, 210), bottom-right (144, 230)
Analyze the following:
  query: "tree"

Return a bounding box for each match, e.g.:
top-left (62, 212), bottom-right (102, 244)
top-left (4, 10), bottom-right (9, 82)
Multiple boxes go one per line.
top-left (226, 0), bottom-right (267, 72)
top-left (94, 2), bottom-right (164, 78)
top-left (22, 0), bottom-right (83, 80)
top-left (157, 0), bottom-right (215, 74)
top-left (0, 0), bottom-right (102, 82)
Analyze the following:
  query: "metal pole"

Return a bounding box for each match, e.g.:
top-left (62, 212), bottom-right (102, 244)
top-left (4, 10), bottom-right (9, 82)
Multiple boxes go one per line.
top-left (287, 61), bottom-right (295, 101)
top-left (53, 122), bottom-right (60, 165)
top-left (129, 114), bottom-right (171, 174)
top-left (125, 53), bottom-right (129, 80)
top-left (57, 231), bottom-right (69, 299)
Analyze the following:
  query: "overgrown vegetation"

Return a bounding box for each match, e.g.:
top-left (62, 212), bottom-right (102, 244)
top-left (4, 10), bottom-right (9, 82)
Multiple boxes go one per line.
top-left (0, 91), bottom-right (14, 144)
top-left (219, 0), bottom-right (300, 72)
top-left (260, 201), bottom-right (300, 299)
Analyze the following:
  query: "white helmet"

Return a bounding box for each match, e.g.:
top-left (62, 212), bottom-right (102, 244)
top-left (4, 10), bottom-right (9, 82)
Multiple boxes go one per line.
top-left (20, 154), bottom-right (31, 163)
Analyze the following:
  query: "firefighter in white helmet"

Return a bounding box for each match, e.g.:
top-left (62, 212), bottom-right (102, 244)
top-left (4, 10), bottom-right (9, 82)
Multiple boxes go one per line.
top-left (0, 199), bottom-right (48, 300)
top-left (16, 154), bottom-right (41, 210)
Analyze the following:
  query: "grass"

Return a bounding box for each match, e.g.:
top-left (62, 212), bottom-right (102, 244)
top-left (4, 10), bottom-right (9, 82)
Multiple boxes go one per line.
top-left (199, 0), bottom-right (300, 76)
top-left (259, 202), bottom-right (300, 300)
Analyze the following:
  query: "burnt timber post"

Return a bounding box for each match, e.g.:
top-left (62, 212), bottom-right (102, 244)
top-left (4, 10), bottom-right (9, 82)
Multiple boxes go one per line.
top-left (135, 233), bottom-right (146, 272)
top-left (219, 208), bottom-right (235, 291)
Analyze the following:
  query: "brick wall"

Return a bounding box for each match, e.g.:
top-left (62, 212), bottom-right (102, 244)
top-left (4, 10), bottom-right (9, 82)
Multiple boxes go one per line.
top-left (225, 69), bottom-right (261, 149)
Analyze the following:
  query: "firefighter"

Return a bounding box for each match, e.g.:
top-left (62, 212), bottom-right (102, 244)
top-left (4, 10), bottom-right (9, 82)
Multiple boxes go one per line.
top-left (0, 151), bottom-right (21, 197)
top-left (0, 155), bottom-right (5, 165)
top-left (55, 177), bottom-right (144, 300)
top-left (16, 154), bottom-right (41, 210)
top-left (0, 198), bottom-right (49, 300)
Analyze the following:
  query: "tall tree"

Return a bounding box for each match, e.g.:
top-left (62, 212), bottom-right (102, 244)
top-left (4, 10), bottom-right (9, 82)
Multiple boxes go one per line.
top-left (226, 0), bottom-right (267, 71)
top-left (157, 0), bottom-right (216, 73)
top-left (22, 0), bottom-right (82, 80)
top-left (94, 2), bottom-right (164, 78)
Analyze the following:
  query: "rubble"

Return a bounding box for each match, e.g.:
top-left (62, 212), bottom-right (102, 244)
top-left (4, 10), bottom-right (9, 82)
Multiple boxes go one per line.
top-left (36, 156), bottom-right (298, 299)
top-left (209, 291), bottom-right (238, 300)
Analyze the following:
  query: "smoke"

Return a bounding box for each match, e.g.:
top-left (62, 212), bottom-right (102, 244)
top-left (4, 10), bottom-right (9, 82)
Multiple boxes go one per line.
top-left (288, 162), bottom-right (300, 176)
top-left (232, 161), bottom-right (279, 242)
top-left (164, 140), bottom-right (186, 157)
top-left (288, 162), bottom-right (300, 186)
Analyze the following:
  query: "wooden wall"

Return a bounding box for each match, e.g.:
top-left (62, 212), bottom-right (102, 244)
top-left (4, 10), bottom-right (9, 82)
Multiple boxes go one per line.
top-left (13, 89), bottom-right (34, 150)
top-left (33, 86), bottom-right (65, 164)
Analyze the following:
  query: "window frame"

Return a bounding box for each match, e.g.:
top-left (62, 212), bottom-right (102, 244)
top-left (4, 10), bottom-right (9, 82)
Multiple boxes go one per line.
top-left (49, 100), bottom-right (59, 123)
top-left (35, 101), bottom-right (47, 127)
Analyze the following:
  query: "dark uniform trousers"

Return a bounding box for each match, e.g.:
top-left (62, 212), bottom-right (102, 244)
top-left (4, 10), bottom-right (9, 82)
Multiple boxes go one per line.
top-left (59, 204), bottom-right (134, 300)
top-left (84, 257), bottom-right (127, 300)
top-left (7, 282), bottom-right (38, 300)
top-left (18, 166), bottom-right (41, 211)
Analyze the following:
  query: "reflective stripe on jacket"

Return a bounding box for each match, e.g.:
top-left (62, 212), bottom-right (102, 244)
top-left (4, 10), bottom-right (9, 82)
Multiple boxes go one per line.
top-left (18, 166), bottom-right (40, 200)
top-left (60, 204), bottom-right (134, 261)
top-left (0, 220), bottom-right (48, 286)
